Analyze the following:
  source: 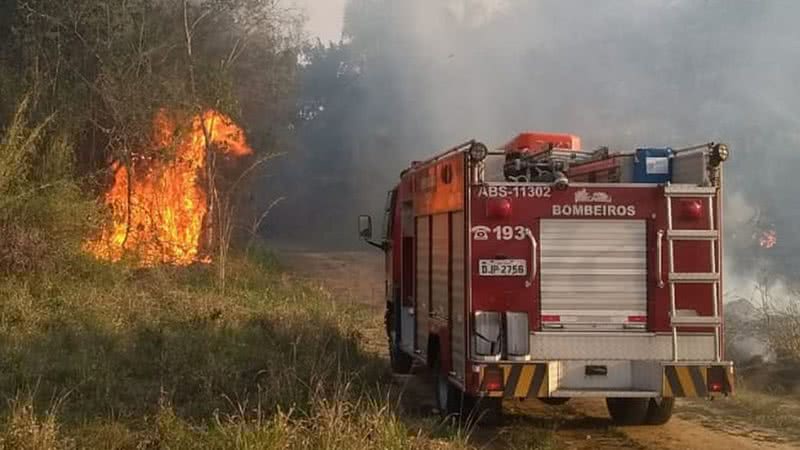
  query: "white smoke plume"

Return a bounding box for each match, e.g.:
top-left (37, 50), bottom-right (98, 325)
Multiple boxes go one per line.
top-left (273, 0), bottom-right (800, 286)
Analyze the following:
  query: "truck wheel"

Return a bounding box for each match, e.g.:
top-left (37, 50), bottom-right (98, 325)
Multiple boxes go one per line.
top-left (389, 341), bottom-right (414, 374)
top-left (645, 397), bottom-right (674, 425)
top-left (432, 359), bottom-right (503, 424)
top-left (433, 360), bottom-right (460, 417)
top-left (463, 395), bottom-right (503, 426)
top-left (605, 398), bottom-right (649, 425)
top-left (385, 303), bottom-right (413, 374)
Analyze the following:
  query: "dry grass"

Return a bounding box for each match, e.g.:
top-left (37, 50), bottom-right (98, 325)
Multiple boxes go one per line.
top-left (676, 381), bottom-right (800, 445)
top-left (728, 382), bottom-right (800, 432)
top-left (0, 250), bottom-right (484, 449)
top-left (0, 95), bottom-right (553, 450)
top-left (0, 393), bottom-right (62, 450)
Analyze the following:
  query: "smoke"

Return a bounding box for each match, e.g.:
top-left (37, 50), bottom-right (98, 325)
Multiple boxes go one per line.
top-left (270, 0), bottom-right (800, 284)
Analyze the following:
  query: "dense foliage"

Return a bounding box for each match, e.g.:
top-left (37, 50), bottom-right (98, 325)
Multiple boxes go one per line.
top-left (0, 0), bottom-right (300, 278)
top-left (0, 3), bottom-right (494, 448)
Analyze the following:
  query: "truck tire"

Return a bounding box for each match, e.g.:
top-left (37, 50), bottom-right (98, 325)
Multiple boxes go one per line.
top-left (605, 398), bottom-right (649, 425)
top-left (645, 397), bottom-right (675, 425)
top-left (433, 359), bottom-right (461, 417)
top-left (389, 341), bottom-right (414, 374)
top-left (433, 361), bottom-right (502, 425)
top-left (463, 395), bottom-right (503, 426)
top-left (385, 302), bottom-right (413, 374)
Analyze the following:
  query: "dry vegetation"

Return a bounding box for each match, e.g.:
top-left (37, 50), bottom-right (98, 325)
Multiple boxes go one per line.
top-left (0, 92), bottom-right (505, 450)
top-left (0, 1), bottom-right (494, 444)
top-left (0, 251), bottom-right (457, 449)
top-left (707, 282), bottom-right (800, 444)
top-left (0, 217), bottom-right (486, 449)
top-left (0, 252), bottom-right (481, 449)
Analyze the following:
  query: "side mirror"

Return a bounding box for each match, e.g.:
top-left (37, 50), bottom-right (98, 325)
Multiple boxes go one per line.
top-left (358, 215), bottom-right (373, 240)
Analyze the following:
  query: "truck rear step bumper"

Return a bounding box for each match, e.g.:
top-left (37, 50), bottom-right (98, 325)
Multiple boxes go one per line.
top-left (474, 361), bottom-right (733, 399)
top-left (550, 389), bottom-right (659, 398)
top-left (529, 332), bottom-right (717, 361)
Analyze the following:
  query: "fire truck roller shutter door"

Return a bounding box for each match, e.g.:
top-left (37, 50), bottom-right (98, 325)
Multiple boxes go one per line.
top-left (450, 211), bottom-right (466, 382)
top-left (539, 219), bottom-right (647, 330)
top-left (416, 216), bottom-right (431, 356)
top-left (431, 213), bottom-right (449, 319)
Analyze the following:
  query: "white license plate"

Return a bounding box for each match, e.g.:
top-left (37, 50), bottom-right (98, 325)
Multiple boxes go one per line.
top-left (479, 259), bottom-right (527, 276)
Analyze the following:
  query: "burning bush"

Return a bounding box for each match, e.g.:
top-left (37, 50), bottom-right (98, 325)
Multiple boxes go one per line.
top-left (84, 109), bottom-right (253, 267)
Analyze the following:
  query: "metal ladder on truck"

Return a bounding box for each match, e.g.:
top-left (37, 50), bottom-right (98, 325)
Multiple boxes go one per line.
top-left (663, 185), bottom-right (722, 362)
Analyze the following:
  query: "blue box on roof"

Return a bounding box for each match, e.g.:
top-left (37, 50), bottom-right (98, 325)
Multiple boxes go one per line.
top-left (633, 148), bottom-right (673, 183)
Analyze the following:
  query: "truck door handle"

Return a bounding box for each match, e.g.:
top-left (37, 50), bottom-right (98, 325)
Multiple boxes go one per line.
top-left (526, 229), bottom-right (537, 288)
top-left (656, 229), bottom-right (665, 288)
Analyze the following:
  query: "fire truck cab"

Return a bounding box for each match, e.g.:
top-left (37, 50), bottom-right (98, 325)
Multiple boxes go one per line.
top-left (358, 133), bottom-right (734, 425)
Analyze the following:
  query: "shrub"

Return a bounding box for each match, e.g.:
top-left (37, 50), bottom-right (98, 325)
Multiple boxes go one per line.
top-left (0, 95), bottom-right (98, 277)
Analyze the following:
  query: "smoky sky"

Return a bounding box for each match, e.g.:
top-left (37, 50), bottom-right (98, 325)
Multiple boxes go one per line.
top-left (271, 0), bottom-right (800, 288)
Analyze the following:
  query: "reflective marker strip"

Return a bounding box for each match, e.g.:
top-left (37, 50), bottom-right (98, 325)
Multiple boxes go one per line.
top-left (664, 366), bottom-right (719, 397)
top-left (515, 366), bottom-right (535, 398)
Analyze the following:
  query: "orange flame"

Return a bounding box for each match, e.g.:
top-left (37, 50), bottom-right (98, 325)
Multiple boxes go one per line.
top-left (759, 229), bottom-right (777, 249)
top-left (84, 109), bottom-right (253, 266)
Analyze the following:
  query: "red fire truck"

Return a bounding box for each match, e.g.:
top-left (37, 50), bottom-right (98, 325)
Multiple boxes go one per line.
top-left (358, 133), bottom-right (734, 425)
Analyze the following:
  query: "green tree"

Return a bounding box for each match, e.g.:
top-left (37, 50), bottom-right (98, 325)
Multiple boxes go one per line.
top-left (0, 0), bottom-right (301, 278)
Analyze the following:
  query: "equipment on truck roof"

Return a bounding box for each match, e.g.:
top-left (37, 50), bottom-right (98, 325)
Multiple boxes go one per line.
top-left (501, 133), bottom-right (594, 186)
top-left (501, 139), bottom-right (730, 187)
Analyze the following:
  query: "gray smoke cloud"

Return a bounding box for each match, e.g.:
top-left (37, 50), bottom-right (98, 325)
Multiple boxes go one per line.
top-left (272, 0), bottom-right (800, 287)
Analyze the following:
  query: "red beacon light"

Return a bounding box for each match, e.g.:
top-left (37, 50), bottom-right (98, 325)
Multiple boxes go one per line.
top-left (681, 200), bottom-right (704, 220)
top-left (487, 198), bottom-right (513, 219)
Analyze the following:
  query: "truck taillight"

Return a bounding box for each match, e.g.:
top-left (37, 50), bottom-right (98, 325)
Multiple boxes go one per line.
top-left (473, 311), bottom-right (502, 360)
top-left (707, 366), bottom-right (733, 395)
top-left (483, 367), bottom-right (504, 392)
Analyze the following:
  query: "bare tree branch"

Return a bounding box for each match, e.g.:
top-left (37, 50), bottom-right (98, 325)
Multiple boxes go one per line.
top-left (229, 152), bottom-right (285, 196)
top-left (246, 196), bottom-right (285, 252)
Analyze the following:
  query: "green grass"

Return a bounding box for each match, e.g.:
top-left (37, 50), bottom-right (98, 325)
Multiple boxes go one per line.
top-left (0, 251), bottom-right (481, 449)
top-left (0, 96), bottom-right (552, 449)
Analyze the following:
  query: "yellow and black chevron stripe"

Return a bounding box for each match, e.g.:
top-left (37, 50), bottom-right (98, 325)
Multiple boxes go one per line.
top-left (479, 364), bottom-right (548, 399)
top-left (663, 365), bottom-right (734, 397)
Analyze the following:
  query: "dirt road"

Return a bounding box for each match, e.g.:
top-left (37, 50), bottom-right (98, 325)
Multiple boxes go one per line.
top-left (278, 248), bottom-right (798, 450)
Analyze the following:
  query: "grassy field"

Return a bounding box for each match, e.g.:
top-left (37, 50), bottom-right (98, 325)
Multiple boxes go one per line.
top-left (676, 379), bottom-right (800, 445)
top-left (0, 248), bottom-right (487, 450)
top-left (0, 93), bottom-right (560, 450)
